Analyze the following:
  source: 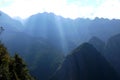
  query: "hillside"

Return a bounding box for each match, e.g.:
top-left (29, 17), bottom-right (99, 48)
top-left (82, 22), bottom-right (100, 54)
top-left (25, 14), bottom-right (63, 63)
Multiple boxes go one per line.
top-left (0, 43), bottom-right (34, 80)
top-left (51, 43), bottom-right (120, 80)
top-left (1, 11), bottom-right (120, 79)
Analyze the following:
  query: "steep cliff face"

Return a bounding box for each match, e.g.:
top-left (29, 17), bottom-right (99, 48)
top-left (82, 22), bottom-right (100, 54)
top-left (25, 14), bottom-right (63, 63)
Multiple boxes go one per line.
top-left (51, 43), bottom-right (120, 80)
top-left (104, 34), bottom-right (120, 75)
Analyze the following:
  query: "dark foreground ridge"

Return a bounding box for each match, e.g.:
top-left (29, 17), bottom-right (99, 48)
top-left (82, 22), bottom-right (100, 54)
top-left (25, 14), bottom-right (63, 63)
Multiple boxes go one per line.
top-left (51, 43), bottom-right (120, 80)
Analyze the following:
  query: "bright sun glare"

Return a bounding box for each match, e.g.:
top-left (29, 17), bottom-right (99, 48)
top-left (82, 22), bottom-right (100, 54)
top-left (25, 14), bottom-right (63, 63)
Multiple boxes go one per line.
top-left (0, 0), bottom-right (120, 19)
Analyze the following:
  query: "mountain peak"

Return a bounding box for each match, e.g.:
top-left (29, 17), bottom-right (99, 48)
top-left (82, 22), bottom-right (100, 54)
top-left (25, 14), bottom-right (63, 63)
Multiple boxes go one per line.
top-left (88, 36), bottom-right (105, 53)
top-left (51, 43), bottom-right (120, 80)
top-left (0, 11), bottom-right (12, 20)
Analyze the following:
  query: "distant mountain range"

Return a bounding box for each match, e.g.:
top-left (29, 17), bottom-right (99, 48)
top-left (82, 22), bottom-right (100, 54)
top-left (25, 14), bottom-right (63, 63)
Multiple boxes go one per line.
top-left (1, 11), bottom-right (120, 80)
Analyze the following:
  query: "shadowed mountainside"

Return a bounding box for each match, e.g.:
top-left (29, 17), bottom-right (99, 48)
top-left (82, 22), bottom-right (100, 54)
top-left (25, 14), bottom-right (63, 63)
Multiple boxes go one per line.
top-left (1, 11), bottom-right (120, 79)
top-left (51, 43), bottom-right (120, 80)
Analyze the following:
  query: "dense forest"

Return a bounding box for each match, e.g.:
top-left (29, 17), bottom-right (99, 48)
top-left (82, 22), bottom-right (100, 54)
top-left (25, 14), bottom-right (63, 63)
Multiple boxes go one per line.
top-left (0, 43), bottom-right (34, 80)
top-left (0, 11), bottom-right (120, 80)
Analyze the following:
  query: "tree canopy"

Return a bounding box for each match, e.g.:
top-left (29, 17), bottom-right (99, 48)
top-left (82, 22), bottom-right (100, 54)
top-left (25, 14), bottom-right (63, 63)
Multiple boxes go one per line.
top-left (0, 43), bottom-right (35, 80)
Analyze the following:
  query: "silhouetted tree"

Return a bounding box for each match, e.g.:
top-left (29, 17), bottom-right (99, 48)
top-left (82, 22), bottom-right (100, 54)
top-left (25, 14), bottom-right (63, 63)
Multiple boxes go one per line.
top-left (0, 43), bottom-right (35, 80)
top-left (14, 54), bottom-right (34, 80)
top-left (0, 43), bottom-right (10, 80)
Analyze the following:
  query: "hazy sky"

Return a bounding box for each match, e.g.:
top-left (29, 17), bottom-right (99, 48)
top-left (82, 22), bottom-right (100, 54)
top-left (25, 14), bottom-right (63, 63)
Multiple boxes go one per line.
top-left (0, 0), bottom-right (120, 19)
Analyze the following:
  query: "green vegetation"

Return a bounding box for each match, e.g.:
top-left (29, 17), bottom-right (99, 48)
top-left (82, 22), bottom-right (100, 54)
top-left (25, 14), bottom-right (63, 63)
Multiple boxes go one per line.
top-left (0, 43), bottom-right (35, 80)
